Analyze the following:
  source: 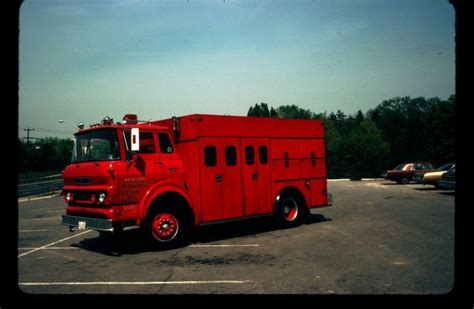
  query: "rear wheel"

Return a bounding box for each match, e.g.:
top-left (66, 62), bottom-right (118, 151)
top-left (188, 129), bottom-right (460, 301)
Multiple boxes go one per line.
top-left (144, 201), bottom-right (189, 249)
top-left (274, 191), bottom-right (307, 228)
top-left (400, 178), bottom-right (410, 184)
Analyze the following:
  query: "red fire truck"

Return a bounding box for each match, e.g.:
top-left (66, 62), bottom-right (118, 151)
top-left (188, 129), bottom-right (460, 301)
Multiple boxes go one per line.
top-left (62, 114), bottom-right (331, 248)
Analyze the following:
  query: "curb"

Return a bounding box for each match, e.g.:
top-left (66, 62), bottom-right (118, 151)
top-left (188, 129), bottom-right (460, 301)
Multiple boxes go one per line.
top-left (18, 193), bottom-right (62, 204)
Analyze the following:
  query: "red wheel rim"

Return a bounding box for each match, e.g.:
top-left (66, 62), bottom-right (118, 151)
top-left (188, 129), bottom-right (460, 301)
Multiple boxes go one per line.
top-left (282, 198), bottom-right (298, 221)
top-left (151, 213), bottom-right (179, 242)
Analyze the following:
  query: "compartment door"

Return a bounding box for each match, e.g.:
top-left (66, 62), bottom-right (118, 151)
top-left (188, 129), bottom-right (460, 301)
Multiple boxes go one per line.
top-left (198, 138), bottom-right (223, 222)
top-left (241, 138), bottom-right (271, 216)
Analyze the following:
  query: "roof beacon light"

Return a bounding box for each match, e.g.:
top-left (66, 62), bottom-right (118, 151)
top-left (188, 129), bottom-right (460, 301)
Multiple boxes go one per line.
top-left (78, 122), bottom-right (84, 130)
top-left (102, 116), bottom-right (113, 125)
top-left (123, 114), bottom-right (138, 124)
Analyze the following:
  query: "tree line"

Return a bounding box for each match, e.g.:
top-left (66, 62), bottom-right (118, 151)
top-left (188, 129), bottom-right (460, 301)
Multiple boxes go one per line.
top-left (247, 95), bottom-right (455, 179)
top-left (18, 137), bottom-right (74, 178)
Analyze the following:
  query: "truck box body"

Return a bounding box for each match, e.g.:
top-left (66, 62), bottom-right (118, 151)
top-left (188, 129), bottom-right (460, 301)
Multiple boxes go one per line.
top-left (153, 114), bottom-right (328, 224)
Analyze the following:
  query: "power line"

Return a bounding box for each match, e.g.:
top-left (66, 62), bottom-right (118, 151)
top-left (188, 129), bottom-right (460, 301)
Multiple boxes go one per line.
top-left (35, 128), bottom-right (74, 135)
top-left (19, 127), bottom-right (74, 135)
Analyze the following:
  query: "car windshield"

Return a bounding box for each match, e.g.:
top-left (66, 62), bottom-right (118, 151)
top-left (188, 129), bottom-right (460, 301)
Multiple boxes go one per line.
top-left (394, 164), bottom-right (405, 170)
top-left (435, 163), bottom-right (454, 171)
top-left (71, 129), bottom-right (120, 162)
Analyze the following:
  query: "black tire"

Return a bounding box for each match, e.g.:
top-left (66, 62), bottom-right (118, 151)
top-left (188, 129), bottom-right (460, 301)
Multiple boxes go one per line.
top-left (400, 178), bottom-right (410, 184)
top-left (274, 191), bottom-right (307, 228)
top-left (143, 200), bottom-right (189, 250)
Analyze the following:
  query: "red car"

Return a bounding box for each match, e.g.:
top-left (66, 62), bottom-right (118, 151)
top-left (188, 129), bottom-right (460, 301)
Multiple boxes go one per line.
top-left (381, 162), bottom-right (434, 184)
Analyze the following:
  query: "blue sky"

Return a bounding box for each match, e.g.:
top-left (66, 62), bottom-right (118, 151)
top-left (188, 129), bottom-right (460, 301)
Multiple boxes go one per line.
top-left (19, 0), bottom-right (455, 138)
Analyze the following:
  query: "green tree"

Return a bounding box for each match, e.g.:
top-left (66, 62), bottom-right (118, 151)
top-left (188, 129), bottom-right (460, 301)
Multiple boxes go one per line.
top-left (18, 137), bottom-right (74, 174)
top-left (425, 96), bottom-right (455, 166)
top-left (277, 105), bottom-right (313, 119)
top-left (248, 102), bottom-right (272, 117)
top-left (368, 96), bottom-right (435, 168)
top-left (325, 113), bottom-right (389, 179)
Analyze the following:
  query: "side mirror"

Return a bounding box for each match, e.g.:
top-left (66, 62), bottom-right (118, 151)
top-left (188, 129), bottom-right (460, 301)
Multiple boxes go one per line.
top-left (131, 128), bottom-right (140, 151)
top-left (126, 151), bottom-right (139, 163)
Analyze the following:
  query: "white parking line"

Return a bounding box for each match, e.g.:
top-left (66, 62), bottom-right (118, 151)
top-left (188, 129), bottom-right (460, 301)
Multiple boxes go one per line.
top-left (18, 247), bottom-right (79, 250)
top-left (18, 230), bottom-right (92, 258)
top-left (189, 244), bottom-right (259, 248)
top-left (19, 280), bottom-right (251, 286)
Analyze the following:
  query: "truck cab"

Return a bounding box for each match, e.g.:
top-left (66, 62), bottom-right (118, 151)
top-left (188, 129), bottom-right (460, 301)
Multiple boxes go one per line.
top-left (62, 115), bottom-right (188, 245)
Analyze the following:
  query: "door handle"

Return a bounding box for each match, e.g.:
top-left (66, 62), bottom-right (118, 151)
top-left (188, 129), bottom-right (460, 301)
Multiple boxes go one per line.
top-left (215, 175), bottom-right (222, 182)
top-left (252, 172), bottom-right (258, 180)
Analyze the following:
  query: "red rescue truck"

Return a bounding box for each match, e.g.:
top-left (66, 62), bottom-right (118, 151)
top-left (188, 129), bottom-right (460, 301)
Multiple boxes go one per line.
top-left (62, 114), bottom-right (332, 248)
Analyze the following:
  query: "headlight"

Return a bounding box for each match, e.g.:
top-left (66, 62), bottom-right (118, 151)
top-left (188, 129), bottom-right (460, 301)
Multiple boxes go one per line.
top-left (66, 192), bottom-right (73, 202)
top-left (98, 192), bottom-right (107, 203)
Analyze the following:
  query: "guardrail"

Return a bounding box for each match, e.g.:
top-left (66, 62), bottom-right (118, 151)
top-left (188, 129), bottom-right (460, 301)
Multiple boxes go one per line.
top-left (18, 174), bottom-right (62, 185)
top-left (18, 179), bottom-right (64, 197)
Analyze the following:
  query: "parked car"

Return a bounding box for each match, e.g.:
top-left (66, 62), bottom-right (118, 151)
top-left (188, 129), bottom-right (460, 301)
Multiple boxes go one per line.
top-left (438, 165), bottom-right (455, 190)
top-left (416, 163), bottom-right (455, 188)
top-left (382, 162), bottom-right (434, 184)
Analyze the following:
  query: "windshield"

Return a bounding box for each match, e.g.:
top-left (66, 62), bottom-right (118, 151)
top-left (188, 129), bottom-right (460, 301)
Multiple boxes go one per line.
top-left (72, 129), bottom-right (120, 163)
top-left (394, 164), bottom-right (405, 170)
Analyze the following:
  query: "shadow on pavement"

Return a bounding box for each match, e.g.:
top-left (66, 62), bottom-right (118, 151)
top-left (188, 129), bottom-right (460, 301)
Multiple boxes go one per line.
top-left (438, 191), bottom-right (455, 196)
top-left (72, 213), bottom-right (331, 256)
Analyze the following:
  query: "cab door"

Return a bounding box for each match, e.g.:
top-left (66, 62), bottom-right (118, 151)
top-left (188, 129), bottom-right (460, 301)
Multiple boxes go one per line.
top-left (120, 130), bottom-right (162, 205)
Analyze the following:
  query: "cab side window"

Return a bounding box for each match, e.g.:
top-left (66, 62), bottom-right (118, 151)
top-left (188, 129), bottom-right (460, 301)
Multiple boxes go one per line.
top-left (158, 133), bottom-right (174, 154)
top-left (124, 131), bottom-right (156, 154)
top-left (139, 132), bottom-right (156, 153)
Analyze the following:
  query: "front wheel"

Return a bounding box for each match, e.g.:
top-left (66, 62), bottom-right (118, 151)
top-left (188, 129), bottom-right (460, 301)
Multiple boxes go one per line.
top-left (274, 192), bottom-right (307, 228)
top-left (144, 203), bottom-right (189, 249)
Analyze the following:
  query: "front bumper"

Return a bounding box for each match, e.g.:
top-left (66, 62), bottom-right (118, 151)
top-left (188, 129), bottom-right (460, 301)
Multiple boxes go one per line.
top-left (62, 215), bottom-right (114, 232)
top-left (62, 215), bottom-right (139, 232)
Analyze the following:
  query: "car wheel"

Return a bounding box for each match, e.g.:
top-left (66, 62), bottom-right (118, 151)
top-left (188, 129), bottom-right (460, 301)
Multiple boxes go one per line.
top-left (400, 178), bottom-right (409, 184)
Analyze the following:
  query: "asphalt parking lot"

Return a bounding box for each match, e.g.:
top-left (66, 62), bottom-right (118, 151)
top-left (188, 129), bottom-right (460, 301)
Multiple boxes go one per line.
top-left (18, 180), bottom-right (454, 294)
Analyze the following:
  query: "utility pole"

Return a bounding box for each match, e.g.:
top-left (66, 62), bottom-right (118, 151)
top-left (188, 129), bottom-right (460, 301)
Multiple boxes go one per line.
top-left (23, 127), bottom-right (35, 182)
